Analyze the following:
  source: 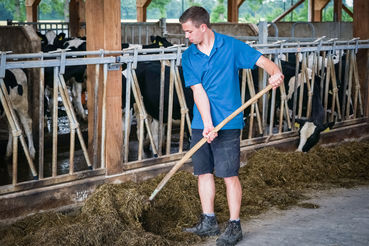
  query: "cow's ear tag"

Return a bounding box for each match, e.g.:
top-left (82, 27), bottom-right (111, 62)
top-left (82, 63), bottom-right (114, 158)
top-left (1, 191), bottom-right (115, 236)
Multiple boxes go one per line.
top-left (294, 122), bottom-right (300, 128)
top-left (153, 40), bottom-right (156, 44)
top-left (159, 41), bottom-right (163, 46)
top-left (59, 36), bottom-right (63, 41)
top-left (323, 127), bottom-right (330, 133)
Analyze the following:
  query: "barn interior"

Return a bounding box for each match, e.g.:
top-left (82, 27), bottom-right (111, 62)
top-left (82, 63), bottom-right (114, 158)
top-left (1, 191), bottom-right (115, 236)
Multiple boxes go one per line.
top-left (0, 0), bottom-right (368, 244)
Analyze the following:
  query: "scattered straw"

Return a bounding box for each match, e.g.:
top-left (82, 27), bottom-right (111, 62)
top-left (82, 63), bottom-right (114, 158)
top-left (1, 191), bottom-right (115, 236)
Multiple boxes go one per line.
top-left (1, 140), bottom-right (368, 245)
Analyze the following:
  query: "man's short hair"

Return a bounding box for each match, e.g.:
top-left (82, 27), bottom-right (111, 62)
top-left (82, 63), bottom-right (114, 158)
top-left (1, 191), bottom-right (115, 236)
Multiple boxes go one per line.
top-left (179, 6), bottom-right (211, 28)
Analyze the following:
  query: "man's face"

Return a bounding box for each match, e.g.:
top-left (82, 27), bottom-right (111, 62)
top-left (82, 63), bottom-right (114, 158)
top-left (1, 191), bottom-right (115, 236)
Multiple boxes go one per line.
top-left (181, 20), bottom-right (204, 44)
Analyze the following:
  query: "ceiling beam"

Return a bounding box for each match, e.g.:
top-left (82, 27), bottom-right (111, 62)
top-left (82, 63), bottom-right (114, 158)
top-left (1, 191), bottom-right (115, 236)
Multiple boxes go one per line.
top-left (342, 4), bottom-right (353, 18)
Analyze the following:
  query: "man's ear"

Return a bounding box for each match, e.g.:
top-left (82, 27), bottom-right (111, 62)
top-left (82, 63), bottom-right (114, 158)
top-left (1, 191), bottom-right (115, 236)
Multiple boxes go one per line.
top-left (200, 24), bottom-right (207, 32)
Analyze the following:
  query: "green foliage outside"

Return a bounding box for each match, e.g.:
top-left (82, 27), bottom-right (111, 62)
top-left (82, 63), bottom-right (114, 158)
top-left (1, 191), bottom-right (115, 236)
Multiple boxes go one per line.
top-left (0, 0), bottom-right (353, 23)
top-left (211, 0), bottom-right (226, 23)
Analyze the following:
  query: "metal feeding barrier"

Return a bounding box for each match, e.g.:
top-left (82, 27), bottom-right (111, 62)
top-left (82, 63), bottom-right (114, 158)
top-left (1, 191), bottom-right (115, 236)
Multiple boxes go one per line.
top-left (0, 38), bottom-right (368, 194)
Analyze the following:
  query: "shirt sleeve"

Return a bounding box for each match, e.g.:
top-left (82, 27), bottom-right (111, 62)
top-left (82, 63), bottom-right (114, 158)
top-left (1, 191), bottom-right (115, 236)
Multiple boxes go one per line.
top-left (182, 50), bottom-right (201, 88)
top-left (234, 40), bottom-right (262, 70)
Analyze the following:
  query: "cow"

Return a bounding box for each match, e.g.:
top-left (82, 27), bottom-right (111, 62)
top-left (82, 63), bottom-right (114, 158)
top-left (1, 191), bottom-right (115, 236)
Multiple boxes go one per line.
top-left (1, 69), bottom-right (35, 159)
top-left (270, 55), bottom-right (338, 151)
top-left (121, 35), bottom-right (174, 50)
top-left (121, 61), bottom-right (194, 153)
top-left (37, 31), bottom-right (88, 121)
top-left (295, 78), bottom-right (335, 152)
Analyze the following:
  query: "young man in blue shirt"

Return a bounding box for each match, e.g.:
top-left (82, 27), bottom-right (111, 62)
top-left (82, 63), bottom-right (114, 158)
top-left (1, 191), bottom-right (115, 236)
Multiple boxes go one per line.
top-left (180, 6), bottom-right (284, 246)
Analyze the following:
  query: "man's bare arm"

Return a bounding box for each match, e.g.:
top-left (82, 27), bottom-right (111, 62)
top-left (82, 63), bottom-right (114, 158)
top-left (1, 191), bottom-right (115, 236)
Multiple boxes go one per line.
top-left (256, 55), bottom-right (284, 89)
top-left (191, 83), bottom-right (217, 143)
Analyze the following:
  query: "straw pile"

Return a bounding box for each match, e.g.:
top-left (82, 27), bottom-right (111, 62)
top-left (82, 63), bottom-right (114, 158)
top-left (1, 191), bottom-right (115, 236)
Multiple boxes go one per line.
top-left (1, 140), bottom-right (368, 245)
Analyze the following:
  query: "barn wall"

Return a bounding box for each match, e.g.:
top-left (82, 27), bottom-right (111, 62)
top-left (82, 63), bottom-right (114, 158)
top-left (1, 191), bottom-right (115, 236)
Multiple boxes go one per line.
top-left (0, 26), bottom-right (41, 144)
top-left (121, 21), bottom-right (352, 45)
top-left (269, 22), bottom-right (353, 39)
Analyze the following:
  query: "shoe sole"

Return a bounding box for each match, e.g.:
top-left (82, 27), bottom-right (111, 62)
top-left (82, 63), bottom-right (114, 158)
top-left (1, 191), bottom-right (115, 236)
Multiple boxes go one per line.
top-left (216, 235), bottom-right (243, 246)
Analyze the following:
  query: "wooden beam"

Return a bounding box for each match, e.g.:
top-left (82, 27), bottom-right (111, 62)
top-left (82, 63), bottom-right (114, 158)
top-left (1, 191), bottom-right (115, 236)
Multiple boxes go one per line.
top-left (69, 0), bottom-right (79, 37)
top-left (237, 0), bottom-right (245, 8)
top-left (25, 0), bottom-right (41, 23)
top-left (228, 0), bottom-right (238, 23)
top-left (353, 0), bottom-right (369, 117)
top-left (272, 0), bottom-right (306, 23)
top-left (333, 0), bottom-right (342, 22)
top-left (342, 4), bottom-right (353, 18)
top-left (311, 0), bottom-right (330, 22)
top-left (86, 0), bottom-right (123, 175)
top-left (136, 0), bottom-right (152, 22)
top-left (69, 0), bottom-right (85, 37)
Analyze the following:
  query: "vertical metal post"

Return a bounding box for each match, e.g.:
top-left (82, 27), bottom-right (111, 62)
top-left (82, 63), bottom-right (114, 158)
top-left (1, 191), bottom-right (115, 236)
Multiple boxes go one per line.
top-left (39, 56), bottom-right (45, 179)
top-left (258, 21), bottom-right (268, 134)
top-left (101, 63), bottom-right (108, 168)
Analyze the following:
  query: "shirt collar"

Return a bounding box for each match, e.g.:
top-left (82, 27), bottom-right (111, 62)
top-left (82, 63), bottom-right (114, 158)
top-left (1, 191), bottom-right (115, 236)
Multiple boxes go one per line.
top-left (191, 31), bottom-right (224, 56)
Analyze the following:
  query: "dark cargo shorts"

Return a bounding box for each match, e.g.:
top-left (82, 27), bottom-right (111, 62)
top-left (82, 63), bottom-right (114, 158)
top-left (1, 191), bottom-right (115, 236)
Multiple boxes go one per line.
top-left (190, 129), bottom-right (241, 178)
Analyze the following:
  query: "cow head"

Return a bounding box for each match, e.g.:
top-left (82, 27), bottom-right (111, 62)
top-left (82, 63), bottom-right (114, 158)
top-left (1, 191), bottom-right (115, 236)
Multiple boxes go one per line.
top-left (295, 118), bottom-right (335, 152)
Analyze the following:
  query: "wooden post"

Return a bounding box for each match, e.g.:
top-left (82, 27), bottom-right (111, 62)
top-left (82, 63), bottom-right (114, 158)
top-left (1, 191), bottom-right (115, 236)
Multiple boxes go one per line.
top-left (227, 0), bottom-right (238, 23)
top-left (308, 0), bottom-right (330, 22)
top-left (353, 0), bottom-right (369, 117)
top-left (333, 0), bottom-right (342, 22)
top-left (86, 0), bottom-right (122, 175)
top-left (136, 0), bottom-right (152, 22)
top-left (25, 0), bottom-right (41, 23)
top-left (69, 0), bottom-right (79, 37)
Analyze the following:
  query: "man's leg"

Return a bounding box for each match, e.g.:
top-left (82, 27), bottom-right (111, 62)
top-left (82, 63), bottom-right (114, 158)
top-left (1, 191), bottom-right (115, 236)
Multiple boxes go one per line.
top-left (224, 176), bottom-right (242, 220)
top-left (183, 173), bottom-right (220, 236)
top-left (198, 173), bottom-right (216, 214)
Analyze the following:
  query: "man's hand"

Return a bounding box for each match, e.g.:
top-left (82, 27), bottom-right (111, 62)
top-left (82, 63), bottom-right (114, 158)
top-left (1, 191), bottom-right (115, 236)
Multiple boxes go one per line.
top-left (203, 125), bottom-right (217, 143)
top-left (269, 72), bottom-right (284, 89)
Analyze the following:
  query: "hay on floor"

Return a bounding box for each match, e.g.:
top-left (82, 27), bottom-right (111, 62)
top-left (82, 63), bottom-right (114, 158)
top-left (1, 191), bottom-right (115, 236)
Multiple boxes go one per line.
top-left (0, 140), bottom-right (368, 245)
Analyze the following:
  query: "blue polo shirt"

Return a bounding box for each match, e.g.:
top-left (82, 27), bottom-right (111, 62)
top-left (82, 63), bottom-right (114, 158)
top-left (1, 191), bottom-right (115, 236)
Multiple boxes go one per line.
top-left (182, 32), bottom-right (262, 129)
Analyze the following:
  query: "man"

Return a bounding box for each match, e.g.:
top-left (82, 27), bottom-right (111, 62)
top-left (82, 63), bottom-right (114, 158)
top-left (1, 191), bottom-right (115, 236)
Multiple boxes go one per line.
top-left (179, 6), bottom-right (284, 246)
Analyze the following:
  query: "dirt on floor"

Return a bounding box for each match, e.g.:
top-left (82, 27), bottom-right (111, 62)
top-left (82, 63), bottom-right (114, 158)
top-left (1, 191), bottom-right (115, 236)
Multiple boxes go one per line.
top-left (0, 140), bottom-right (368, 246)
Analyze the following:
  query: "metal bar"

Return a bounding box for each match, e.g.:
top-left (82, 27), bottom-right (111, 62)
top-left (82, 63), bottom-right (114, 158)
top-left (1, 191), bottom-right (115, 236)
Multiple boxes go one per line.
top-left (101, 63), bottom-right (108, 168)
top-left (39, 64), bottom-right (45, 179)
top-left (52, 67), bottom-right (58, 177)
top-left (158, 61), bottom-right (165, 156)
top-left (346, 51), bottom-right (354, 119)
top-left (123, 63), bottom-right (132, 163)
top-left (166, 60), bottom-right (175, 155)
top-left (92, 64), bottom-right (100, 169)
top-left (341, 49), bottom-right (350, 120)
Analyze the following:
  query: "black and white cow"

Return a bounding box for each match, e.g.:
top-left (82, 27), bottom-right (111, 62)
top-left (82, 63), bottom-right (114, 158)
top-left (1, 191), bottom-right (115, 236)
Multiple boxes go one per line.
top-left (37, 31), bottom-right (88, 121)
top-left (121, 35), bottom-right (174, 50)
top-left (295, 79), bottom-right (335, 152)
top-left (1, 69), bottom-right (35, 159)
top-left (121, 61), bottom-right (194, 150)
top-left (270, 56), bottom-right (337, 151)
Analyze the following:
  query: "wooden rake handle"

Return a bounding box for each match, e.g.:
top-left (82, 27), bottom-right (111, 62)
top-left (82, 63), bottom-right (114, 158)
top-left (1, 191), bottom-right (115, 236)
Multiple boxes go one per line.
top-left (149, 84), bottom-right (273, 201)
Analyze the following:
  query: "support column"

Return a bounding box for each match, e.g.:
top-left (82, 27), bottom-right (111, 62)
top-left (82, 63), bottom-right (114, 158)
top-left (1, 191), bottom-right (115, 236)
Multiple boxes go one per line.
top-left (353, 0), bottom-right (369, 117)
top-left (227, 0), bottom-right (238, 23)
top-left (333, 0), bottom-right (342, 22)
top-left (137, 0), bottom-right (152, 22)
top-left (69, 0), bottom-right (79, 37)
top-left (86, 0), bottom-right (123, 175)
top-left (309, 0), bottom-right (330, 22)
top-left (25, 0), bottom-right (41, 23)
top-left (70, 0), bottom-right (86, 37)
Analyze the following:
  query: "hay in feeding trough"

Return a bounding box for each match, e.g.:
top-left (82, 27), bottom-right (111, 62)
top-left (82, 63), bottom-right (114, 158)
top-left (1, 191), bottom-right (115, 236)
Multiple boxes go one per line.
top-left (0, 140), bottom-right (368, 245)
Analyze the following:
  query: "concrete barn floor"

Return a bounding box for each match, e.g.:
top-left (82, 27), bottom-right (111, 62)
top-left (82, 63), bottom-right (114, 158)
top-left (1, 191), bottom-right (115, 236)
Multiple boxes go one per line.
top-left (196, 186), bottom-right (369, 246)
